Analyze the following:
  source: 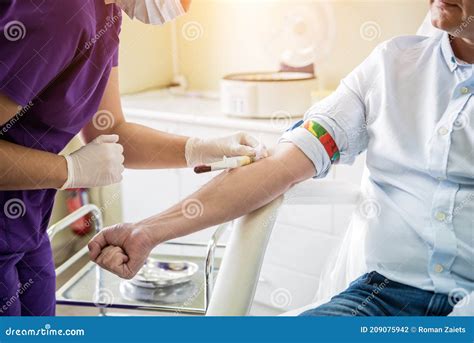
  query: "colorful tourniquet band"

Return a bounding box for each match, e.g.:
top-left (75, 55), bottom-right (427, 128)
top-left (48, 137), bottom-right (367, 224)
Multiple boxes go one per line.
top-left (302, 120), bottom-right (340, 163)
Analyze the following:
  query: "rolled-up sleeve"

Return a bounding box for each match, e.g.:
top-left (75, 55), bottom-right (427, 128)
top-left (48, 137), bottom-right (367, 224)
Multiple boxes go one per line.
top-left (280, 44), bottom-right (383, 178)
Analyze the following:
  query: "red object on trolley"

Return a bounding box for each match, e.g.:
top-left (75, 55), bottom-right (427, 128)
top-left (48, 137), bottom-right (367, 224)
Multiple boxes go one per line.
top-left (65, 188), bottom-right (92, 236)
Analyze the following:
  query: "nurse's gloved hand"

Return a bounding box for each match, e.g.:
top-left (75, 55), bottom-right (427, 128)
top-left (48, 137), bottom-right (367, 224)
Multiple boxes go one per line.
top-left (185, 132), bottom-right (268, 167)
top-left (61, 135), bottom-right (125, 190)
top-left (88, 223), bottom-right (154, 280)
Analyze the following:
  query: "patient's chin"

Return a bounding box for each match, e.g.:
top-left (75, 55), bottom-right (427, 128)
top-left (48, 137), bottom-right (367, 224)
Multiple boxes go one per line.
top-left (431, 7), bottom-right (465, 32)
top-left (431, 17), bottom-right (463, 34)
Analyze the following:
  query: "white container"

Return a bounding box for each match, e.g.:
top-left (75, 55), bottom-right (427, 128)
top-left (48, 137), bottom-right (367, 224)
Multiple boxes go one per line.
top-left (220, 72), bottom-right (317, 118)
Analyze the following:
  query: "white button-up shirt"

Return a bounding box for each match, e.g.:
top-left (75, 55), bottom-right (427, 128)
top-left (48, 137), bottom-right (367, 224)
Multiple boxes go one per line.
top-left (282, 32), bottom-right (473, 294)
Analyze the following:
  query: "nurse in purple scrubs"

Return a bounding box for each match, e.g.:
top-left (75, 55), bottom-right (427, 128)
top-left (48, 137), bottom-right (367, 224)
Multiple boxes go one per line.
top-left (0, 0), bottom-right (264, 316)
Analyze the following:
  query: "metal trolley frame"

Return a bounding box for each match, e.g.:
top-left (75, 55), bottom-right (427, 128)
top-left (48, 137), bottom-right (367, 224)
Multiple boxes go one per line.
top-left (49, 204), bottom-right (226, 316)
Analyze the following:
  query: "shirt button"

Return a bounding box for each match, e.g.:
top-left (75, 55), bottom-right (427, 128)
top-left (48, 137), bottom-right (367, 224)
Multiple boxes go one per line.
top-left (460, 87), bottom-right (470, 95)
top-left (434, 264), bottom-right (444, 273)
top-left (437, 127), bottom-right (449, 136)
top-left (435, 211), bottom-right (447, 221)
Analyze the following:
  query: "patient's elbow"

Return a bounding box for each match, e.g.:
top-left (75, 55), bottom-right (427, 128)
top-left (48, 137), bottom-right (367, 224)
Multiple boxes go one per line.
top-left (268, 152), bottom-right (314, 190)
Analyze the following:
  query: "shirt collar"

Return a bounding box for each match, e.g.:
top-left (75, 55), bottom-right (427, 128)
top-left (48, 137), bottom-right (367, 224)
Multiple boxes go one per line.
top-left (440, 32), bottom-right (474, 73)
top-left (441, 33), bottom-right (458, 72)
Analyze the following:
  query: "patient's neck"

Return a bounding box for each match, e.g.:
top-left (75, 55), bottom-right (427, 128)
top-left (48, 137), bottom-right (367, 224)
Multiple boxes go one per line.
top-left (451, 36), bottom-right (474, 64)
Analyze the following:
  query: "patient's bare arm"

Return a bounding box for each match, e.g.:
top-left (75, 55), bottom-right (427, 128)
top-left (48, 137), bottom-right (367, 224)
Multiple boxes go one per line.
top-left (143, 143), bottom-right (314, 243)
top-left (89, 143), bottom-right (315, 279)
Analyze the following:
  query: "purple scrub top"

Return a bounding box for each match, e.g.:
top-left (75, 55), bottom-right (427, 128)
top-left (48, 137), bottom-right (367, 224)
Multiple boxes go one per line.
top-left (0, 0), bottom-right (122, 253)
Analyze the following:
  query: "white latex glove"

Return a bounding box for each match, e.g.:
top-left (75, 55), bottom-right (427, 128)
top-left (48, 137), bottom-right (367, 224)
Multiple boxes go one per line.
top-left (60, 135), bottom-right (125, 190)
top-left (185, 132), bottom-right (268, 167)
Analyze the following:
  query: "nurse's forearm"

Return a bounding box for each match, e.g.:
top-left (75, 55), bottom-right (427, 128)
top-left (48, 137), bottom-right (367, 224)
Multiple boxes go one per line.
top-left (136, 143), bottom-right (315, 245)
top-left (0, 92), bottom-right (67, 190)
top-left (84, 67), bottom-right (188, 169)
top-left (0, 140), bottom-right (67, 190)
top-left (112, 122), bottom-right (188, 169)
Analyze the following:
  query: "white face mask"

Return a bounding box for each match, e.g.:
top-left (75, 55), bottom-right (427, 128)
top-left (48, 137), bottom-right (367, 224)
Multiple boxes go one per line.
top-left (105, 0), bottom-right (186, 25)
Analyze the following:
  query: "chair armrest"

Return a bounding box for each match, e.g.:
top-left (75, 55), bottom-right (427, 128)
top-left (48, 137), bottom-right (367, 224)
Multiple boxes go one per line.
top-left (206, 196), bottom-right (284, 316)
top-left (206, 180), bottom-right (361, 316)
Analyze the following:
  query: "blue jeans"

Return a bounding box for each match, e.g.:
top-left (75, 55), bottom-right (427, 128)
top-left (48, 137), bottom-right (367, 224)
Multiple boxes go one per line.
top-left (300, 271), bottom-right (454, 316)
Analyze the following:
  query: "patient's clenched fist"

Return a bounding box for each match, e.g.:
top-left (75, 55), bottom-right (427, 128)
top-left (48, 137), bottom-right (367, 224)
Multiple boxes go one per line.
top-left (88, 223), bottom-right (155, 279)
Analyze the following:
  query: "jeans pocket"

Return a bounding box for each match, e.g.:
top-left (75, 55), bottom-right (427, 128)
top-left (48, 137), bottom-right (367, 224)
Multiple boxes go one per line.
top-left (361, 271), bottom-right (379, 285)
top-left (363, 271), bottom-right (392, 289)
top-left (349, 272), bottom-right (375, 288)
